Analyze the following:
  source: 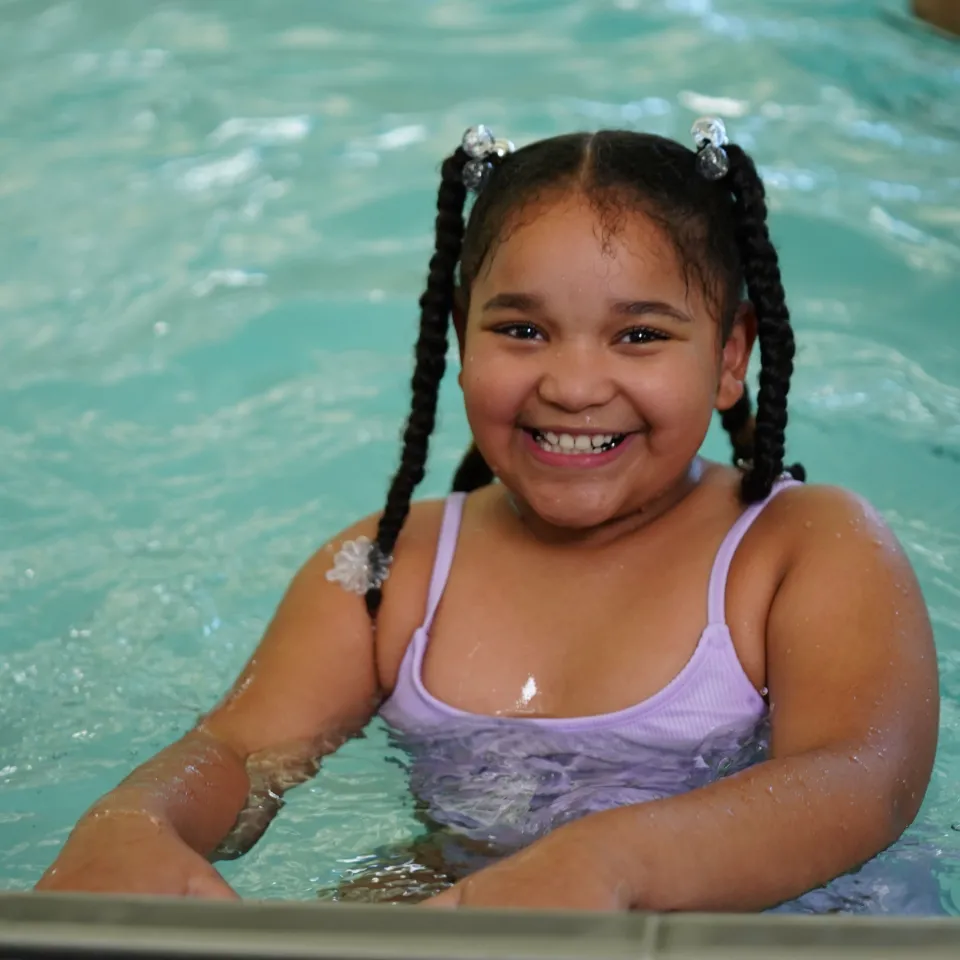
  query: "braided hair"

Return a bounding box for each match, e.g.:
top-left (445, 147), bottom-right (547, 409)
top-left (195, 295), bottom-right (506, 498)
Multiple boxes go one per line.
top-left (451, 442), bottom-right (494, 493)
top-left (363, 149), bottom-right (469, 618)
top-left (365, 126), bottom-right (804, 617)
top-left (724, 144), bottom-right (805, 494)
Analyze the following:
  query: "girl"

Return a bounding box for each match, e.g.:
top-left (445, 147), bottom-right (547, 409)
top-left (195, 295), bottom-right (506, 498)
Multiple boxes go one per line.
top-left (36, 120), bottom-right (938, 912)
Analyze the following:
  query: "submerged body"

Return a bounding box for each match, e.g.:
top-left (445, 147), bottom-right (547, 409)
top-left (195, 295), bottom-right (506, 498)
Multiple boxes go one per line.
top-left (36, 126), bottom-right (938, 911)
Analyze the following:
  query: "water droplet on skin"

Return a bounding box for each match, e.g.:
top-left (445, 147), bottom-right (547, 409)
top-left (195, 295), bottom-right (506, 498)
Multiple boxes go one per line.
top-left (803, 520), bottom-right (813, 529)
top-left (514, 676), bottom-right (538, 713)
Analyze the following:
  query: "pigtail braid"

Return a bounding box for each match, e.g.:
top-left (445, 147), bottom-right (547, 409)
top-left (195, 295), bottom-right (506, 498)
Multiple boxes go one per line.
top-left (365, 150), bottom-right (469, 618)
top-left (725, 144), bottom-right (805, 502)
top-left (452, 442), bottom-right (495, 492)
top-left (719, 385), bottom-right (755, 468)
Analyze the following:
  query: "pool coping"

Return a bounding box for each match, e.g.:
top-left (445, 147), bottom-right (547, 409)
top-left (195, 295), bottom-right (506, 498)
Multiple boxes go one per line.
top-left (1, 894), bottom-right (959, 959)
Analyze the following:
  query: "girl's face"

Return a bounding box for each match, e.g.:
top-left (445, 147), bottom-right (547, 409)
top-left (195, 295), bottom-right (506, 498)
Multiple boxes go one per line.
top-left (457, 191), bottom-right (752, 531)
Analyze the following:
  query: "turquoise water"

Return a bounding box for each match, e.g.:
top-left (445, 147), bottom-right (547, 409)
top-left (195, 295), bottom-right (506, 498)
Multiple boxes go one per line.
top-left (1, 0), bottom-right (958, 911)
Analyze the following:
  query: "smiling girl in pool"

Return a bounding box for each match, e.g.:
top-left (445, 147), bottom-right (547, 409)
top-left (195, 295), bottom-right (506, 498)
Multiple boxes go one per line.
top-left (38, 121), bottom-right (938, 912)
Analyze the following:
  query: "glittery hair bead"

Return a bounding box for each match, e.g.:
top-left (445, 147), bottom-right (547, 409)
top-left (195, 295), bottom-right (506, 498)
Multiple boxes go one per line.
top-left (690, 116), bottom-right (730, 181)
top-left (462, 158), bottom-right (492, 192)
top-left (461, 125), bottom-right (496, 159)
top-left (325, 536), bottom-right (392, 595)
top-left (696, 145), bottom-right (730, 180)
top-left (459, 125), bottom-right (515, 193)
top-left (691, 116), bottom-right (727, 150)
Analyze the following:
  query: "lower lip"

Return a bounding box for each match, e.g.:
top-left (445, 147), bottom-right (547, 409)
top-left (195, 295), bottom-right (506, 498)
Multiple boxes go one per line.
top-left (521, 430), bottom-right (636, 468)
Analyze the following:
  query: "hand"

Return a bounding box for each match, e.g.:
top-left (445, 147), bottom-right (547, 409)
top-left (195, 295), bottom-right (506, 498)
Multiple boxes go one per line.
top-left (420, 827), bottom-right (631, 912)
top-left (35, 809), bottom-right (239, 900)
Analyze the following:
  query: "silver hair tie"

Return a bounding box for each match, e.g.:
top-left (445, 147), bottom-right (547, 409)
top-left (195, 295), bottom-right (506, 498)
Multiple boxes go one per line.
top-left (325, 536), bottom-right (392, 595)
top-left (691, 116), bottom-right (730, 181)
top-left (460, 125), bottom-right (515, 193)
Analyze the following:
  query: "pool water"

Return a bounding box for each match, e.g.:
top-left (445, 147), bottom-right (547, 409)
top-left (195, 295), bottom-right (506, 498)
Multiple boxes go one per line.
top-left (1, 0), bottom-right (959, 912)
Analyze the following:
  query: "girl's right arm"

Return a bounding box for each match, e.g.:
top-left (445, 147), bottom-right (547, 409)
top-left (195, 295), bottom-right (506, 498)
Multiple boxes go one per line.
top-left (35, 514), bottom-right (387, 898)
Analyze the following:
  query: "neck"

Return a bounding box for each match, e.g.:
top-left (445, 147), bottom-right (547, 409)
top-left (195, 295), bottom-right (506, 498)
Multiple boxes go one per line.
top-left (503, 459), bottom-right (708, 549)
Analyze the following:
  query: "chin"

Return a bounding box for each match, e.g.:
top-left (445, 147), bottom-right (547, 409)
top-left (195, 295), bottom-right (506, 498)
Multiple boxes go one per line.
top-left (518, 484), bottom-right (626, 530)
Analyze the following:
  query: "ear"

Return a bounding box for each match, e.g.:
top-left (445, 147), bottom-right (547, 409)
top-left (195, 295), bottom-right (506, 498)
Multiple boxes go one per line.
top-left (715, 301), bottom-right (757, 412)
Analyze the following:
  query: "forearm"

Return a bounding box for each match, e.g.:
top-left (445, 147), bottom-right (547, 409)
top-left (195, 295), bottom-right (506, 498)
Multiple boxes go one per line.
top-left (85, 730), bottom-right (251, 857)
top-left (572, 746), bottom-right (908, 912)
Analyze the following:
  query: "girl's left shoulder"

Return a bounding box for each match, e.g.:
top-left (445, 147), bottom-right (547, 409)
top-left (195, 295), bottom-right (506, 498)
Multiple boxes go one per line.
top-left (767, 481), bottom-right (898, 545)
top-left (760, 480), bottom-right (917, 594)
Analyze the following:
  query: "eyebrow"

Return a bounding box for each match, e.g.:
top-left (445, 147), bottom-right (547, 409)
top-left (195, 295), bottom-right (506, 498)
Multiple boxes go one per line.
top-left (611, 299), bottom-right (693, 324)
top-left (481, 292), bottom-right (544, 313)
top-left (481, 292), bottom-right (692, 323)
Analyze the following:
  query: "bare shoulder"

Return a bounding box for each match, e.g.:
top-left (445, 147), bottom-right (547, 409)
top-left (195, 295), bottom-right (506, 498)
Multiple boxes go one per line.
top-left (761, 480), bottom-right (934, 669)
top-left (763, 481), bottom-right (909, 567)
top-left (308, 498), bottom-right (450, 691)
top-left (310, 497), bottom-right (448, 603)
top-left (766, 481), bottom-right (890, 526)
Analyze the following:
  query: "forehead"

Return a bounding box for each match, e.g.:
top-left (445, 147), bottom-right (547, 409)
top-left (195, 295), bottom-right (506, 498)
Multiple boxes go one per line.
top-left (473, 192), bottom-right (702, 312)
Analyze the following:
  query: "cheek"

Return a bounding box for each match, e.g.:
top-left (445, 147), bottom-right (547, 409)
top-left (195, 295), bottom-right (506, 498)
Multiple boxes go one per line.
top-left (460, 351), bottom-right (527, 431)
top-left (632, 352), bottom-right (717, 434)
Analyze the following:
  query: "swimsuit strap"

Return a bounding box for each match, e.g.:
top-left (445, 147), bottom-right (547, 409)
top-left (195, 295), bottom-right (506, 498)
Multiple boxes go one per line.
top-left (706, 477), bottom-right (801, 625)
top-left (421, 493), bottom-right (468, 633)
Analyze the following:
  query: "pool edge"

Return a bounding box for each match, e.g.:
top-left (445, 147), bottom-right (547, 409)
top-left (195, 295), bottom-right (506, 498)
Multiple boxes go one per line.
top-left (0, 893), bottom-right (958, 959)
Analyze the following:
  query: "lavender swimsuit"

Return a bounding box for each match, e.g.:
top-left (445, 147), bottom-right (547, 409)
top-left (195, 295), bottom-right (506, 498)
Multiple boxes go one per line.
top-left (380, 479), bottom-right (798, 850)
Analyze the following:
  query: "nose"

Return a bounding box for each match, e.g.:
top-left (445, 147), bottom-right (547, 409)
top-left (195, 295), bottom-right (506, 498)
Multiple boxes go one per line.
top-left (537, 341), bottom-right (616, 413)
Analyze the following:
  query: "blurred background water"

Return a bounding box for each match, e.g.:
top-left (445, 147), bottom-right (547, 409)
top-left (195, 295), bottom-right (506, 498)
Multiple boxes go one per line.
top-left (0, 0), bottom-right (958, 911)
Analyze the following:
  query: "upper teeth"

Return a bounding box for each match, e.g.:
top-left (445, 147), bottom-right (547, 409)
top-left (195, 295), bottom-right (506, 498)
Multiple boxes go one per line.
top-left (541, 431), bottom-right (616, 451)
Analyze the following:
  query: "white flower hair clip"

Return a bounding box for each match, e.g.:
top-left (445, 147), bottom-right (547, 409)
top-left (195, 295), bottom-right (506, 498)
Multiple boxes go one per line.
top-left (325, 536), bottom-right (392, 596)
top-left (691, 116), bottom-right (730, 181)
top-left (460, 125), bottom-right (515, 193)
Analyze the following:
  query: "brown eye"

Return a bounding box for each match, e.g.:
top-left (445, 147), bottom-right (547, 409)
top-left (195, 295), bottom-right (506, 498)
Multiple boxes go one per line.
top-left (620, 326), bottom-right (668, 345)
top-left (496, 323), bottom-right (543, 341)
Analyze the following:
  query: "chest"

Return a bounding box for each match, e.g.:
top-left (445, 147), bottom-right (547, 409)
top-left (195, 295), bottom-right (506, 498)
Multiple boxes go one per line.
top-left (412, 532), bottom-right (748, 719)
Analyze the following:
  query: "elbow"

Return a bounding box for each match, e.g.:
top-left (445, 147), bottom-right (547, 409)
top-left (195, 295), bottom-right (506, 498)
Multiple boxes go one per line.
top-left (826, 747), bottom-right (932, 868)
top-left (865, 757), bottom-right (933, 857)
top-left (887, 773), bottom-right (929, 843)
top-left (886, 719), bottom-right (938, 842)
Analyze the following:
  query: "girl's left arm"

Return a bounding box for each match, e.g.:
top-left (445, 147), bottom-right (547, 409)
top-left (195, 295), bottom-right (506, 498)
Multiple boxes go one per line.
top-left (425, 486), bottom-right (939, 911)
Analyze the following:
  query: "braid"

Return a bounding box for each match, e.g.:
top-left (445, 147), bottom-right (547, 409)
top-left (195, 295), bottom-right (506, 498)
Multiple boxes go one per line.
top-left (725, 144), bottom-right (805, 502)
top-left (365, 150), bottom-right (469, 618)
top-left (719, 386), bottom-right (755, 467)
top-left (718, 386), bottom-right (804, 483)
top-left (452, 442), bottom-right (494, 493)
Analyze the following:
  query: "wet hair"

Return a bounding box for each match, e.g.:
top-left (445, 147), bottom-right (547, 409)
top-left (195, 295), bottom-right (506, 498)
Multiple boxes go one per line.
top-left (364, 130), bottom-right (805, 618)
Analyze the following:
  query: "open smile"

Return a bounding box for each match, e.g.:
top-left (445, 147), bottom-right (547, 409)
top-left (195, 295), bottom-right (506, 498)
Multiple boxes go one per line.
top-left (519, 427), bottom-right (639, 468)
top-left (525, 428), bottom-right (627, 455)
